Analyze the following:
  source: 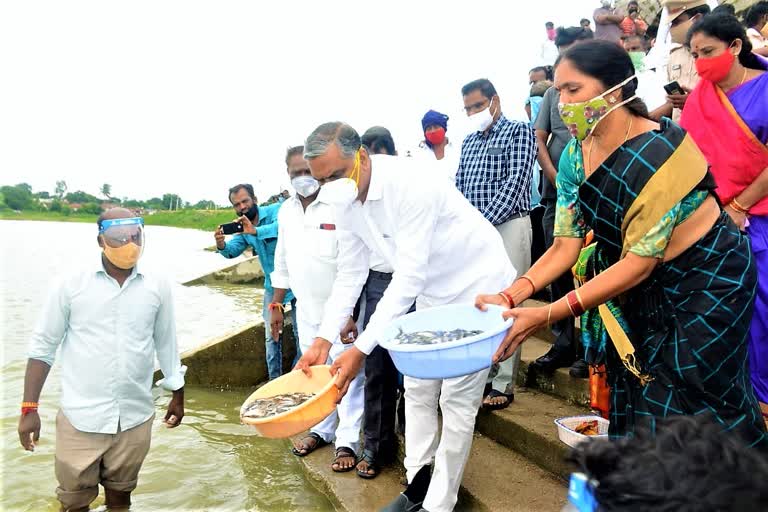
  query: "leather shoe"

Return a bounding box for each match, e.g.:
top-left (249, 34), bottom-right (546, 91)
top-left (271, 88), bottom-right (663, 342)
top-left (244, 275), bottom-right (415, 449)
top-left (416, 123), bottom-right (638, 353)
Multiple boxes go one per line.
top-left (380, 493), bottom-right (423, 512)
top-left (531, 346), bottom-right (576, 374)
top-left (569, 359), bottom-right (589, 379)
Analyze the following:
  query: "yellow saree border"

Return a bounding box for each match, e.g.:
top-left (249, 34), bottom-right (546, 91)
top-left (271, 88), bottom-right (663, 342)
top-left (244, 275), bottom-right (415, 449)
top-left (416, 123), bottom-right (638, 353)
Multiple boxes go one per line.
top-left (716, 86), bottom-right (768, 157)
top-left (620, 134), bottom-right (708, 258)
top-left (598, 304), bottom-right (654, 385)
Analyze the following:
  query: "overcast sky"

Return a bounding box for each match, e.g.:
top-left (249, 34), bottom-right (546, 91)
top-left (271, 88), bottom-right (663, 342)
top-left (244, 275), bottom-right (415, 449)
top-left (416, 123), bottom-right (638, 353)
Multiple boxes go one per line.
top-left (1, 0), bottom-right (595, 205)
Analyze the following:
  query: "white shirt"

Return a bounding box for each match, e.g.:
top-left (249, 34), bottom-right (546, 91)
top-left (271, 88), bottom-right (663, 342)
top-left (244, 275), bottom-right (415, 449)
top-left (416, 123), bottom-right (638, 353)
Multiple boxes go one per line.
top-left (325, 154), bottom-right (516, 355)
top-left (635, 68), bottom-right (668, 113)
top-left (416, 140), bottom-right (461, 182)
top-left (271, 195), bottom-right (368, 339)
top-left (28, 259), bottom-right (186, 434)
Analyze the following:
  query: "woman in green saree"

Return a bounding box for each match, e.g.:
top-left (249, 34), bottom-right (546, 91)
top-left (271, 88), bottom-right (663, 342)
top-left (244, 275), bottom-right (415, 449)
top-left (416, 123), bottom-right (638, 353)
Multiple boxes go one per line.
top-left (476, 40), bottom-right (766, 449)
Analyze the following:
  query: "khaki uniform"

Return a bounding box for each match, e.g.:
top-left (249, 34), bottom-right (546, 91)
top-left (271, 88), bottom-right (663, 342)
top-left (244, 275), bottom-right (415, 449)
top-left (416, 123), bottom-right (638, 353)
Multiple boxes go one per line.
top-left (55, 411), bottom-right (154, 511)
top-left (667, 44), bottom-right (699, 123)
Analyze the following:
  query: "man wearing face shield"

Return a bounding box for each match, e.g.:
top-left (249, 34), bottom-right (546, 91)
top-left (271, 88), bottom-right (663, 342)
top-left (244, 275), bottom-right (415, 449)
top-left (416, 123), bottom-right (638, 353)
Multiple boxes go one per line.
top-left (295, 122), bottom-right (515, 512)
top-left (214, 183), bottom-right (297, 380)
top-left (18, 208), bottom-right (186, 512)
top-left (663, 0), bottom-right (711, 122)
top-left (269, 145), bottom-right (367, 472)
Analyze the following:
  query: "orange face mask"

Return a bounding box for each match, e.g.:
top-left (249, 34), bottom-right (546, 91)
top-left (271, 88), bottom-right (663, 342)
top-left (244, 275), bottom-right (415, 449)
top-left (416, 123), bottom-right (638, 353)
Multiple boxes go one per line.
top-left (103, 242), bottom-right (142, 269)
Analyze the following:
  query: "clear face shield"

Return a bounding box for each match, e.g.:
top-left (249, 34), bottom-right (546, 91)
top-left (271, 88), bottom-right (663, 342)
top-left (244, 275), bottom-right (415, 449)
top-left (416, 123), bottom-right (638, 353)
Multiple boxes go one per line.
top-left (98, 217), bottom-right (145, 269)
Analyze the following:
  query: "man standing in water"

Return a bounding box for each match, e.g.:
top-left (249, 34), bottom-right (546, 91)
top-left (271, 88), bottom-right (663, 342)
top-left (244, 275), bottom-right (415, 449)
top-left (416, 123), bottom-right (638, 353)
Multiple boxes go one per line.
top-left (296, 122), bottom-right (515, 512)
top-left (17, 208), bottom-right (186, 512)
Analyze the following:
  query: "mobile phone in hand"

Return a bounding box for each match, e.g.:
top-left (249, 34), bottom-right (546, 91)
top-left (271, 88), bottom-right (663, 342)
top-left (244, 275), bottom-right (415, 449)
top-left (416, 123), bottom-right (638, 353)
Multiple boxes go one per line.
top-left (220, 221), bottom-right (244, 235)
top-left (664, 81), bottom-right (684, 95)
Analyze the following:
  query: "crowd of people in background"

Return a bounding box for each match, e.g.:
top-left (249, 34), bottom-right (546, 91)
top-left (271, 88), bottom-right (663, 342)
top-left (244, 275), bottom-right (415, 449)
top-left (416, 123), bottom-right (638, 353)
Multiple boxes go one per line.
top-left (17, 1), bottom-right (768, 511)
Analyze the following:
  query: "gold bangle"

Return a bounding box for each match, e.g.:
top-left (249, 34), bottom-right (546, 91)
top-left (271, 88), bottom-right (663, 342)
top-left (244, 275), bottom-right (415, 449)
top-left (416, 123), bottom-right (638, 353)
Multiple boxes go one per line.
top-left (520, 275), bottom-right (537, 293)
top-left (730, 198), bottom-right (750, 214)
top-left (547, 304), bottom-right (553, 326)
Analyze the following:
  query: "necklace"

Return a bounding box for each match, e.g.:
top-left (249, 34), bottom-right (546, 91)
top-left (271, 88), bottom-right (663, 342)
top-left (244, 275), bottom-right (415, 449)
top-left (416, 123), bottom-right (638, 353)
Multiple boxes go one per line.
top-left (740, 67), bottom-right (749, 85)
top-left (586, 117), bottom-right (634, 176)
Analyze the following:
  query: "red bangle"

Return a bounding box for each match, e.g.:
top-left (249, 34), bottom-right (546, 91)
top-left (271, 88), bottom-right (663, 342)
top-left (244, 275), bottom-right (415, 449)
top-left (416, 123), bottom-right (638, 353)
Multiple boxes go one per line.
top-left (498, 291), bottom-right (515, 308)
top-left (21, 407), bottom-right (38, 416)
top-left (566, 291), bottom-right (585, 317)
top-left (268, 303), bottom-right (285, 313)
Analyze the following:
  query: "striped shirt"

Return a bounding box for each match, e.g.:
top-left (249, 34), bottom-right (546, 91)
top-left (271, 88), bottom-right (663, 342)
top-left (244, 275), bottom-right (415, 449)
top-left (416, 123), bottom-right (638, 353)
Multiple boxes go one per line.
top-left (456, 115), bottom-right (537, 225)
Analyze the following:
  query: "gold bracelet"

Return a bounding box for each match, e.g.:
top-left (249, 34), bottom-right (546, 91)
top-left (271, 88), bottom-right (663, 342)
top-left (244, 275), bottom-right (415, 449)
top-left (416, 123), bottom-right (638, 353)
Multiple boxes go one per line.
top-left (730, 198), bottom-right (750, 214)
top-left (547, 304), bottom-right (553, 326)
top-left (520, 275), bottom-right (537, 293)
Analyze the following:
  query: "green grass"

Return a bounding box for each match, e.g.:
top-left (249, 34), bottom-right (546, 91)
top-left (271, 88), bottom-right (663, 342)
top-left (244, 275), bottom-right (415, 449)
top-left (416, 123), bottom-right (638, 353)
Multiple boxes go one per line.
top-left (0, 209), bottom-right (235, 231)
top-left (0, 210), bottom-right (97, 224)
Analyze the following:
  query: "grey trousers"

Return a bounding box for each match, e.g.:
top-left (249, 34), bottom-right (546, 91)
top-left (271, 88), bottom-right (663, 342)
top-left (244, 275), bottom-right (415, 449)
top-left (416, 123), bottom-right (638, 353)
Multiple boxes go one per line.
top-left (488, 214), bottom-right (531, 395)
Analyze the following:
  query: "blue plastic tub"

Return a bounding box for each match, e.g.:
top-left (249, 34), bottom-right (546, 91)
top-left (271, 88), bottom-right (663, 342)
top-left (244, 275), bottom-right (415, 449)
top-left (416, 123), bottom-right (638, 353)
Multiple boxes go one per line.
top-left (378, 304), bottom-right (513, 379)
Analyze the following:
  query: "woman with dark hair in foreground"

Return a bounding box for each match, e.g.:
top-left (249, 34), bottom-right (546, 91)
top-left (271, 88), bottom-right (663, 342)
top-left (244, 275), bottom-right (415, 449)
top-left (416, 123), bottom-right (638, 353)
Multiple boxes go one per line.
top-left (476, 39), bottom-right (767, 449)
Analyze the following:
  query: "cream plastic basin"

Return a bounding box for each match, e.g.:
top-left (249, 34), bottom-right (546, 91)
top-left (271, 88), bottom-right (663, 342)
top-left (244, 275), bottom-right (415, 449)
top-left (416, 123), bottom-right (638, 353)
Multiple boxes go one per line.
top-left (240, 365), bottom-right (338, 439)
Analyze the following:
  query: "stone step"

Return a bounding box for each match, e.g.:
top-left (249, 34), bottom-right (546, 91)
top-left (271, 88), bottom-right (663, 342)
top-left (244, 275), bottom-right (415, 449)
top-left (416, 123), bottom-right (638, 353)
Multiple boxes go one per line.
top-left (475, 388), bottom-right (589, 481)
top-left (518, 337), bottom-right (591, 407)
top-left (296, 432), bottom-right (567, 512)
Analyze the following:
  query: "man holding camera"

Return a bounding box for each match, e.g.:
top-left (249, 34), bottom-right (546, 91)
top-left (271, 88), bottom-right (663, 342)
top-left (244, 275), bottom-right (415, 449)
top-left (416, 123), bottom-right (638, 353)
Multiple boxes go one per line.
top-left (214, 183), bottom-right (298, 380)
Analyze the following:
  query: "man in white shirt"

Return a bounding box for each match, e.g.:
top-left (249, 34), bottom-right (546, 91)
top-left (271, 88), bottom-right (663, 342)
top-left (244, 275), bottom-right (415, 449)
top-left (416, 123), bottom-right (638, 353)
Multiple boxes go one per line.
top-left (269, 146), bottom-right (367, 473)
top-left (296, 122), bottom-right (516, 512)
top-left (416, 110), bottom-right (460, 183)
top-left (18, 208), bottom-right (186, 512)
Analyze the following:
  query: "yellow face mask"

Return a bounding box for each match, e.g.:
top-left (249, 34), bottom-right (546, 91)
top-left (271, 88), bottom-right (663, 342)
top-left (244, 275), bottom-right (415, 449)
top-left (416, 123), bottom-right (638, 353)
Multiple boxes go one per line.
top-left (103, 242), bottom-right (142, 269)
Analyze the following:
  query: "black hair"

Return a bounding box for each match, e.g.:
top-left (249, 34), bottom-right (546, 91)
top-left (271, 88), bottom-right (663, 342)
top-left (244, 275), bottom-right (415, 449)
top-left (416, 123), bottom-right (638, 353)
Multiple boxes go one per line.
top-left (711, 3), bottom-right (736, 17)
top-left (228, 183), bottom-right (256, 202)
top-left (746, 2), bottom-right (768, 28)
top-left (580, 18), bottom-right (591, 25)
top-left (557, 39), bottom-right (649, 118)
top-left (623, 34), bottom-right (645, 46)
top-left (627, 0), bottom-right (639, 7)
top-left (461, 78), bottom-right (497, 100)
top-left (361, 126), bottom-right (397, 156)
top-left (529, 65), bottom-right (554, 81)
top-left (555, 26), bottom-right (594, 48)
top-left (284, 145), bottom-right (304, 166)
top-left (680, 4), bottom-right (711, 21)
top-left (628, 6), bottom-right (638, 15)
top-left (568, 415), bottom-right (768, 511)
top-left (545, 21), bottom-right (554, 29)
top-left (688, 13), bottom-right (762, 70)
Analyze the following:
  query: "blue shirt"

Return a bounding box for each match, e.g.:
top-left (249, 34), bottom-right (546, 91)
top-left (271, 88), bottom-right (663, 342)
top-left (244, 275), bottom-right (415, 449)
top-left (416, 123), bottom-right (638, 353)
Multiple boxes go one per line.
top-left (456, 114), bottom-right (537, 225)
top-left (28, 258), bottom-right (186, 434)
top-left (217, 202), bottom-right (294, 302)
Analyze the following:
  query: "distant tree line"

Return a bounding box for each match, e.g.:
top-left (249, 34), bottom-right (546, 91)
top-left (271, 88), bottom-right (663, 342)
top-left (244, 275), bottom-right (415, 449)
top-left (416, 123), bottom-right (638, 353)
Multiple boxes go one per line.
top-left (0, 181), bottom-right (225, 215)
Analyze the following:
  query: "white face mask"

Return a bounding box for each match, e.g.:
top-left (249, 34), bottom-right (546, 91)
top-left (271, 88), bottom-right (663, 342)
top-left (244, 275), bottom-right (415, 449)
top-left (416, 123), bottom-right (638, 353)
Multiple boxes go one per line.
top-left (468, 97), bottom-right (496, 132)
top-left (319, 178), bottom-right (358, 207)
top-left (291, 175), bottom-right (320, 198)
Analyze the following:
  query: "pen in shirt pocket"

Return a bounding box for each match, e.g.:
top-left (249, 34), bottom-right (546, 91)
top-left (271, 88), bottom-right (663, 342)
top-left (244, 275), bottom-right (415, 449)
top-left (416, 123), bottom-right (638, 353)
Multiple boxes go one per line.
top-left (319, 223), bottom-right (336, 230)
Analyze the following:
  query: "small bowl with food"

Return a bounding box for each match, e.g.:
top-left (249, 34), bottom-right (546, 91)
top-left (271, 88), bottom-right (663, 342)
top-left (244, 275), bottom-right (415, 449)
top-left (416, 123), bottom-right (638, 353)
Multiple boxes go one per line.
top-left (554, 415), bottom-right (610, 448)
top-left (240, 365), bottom-right (338, 439)
top-left (377, 304), bottom-right (513, 379)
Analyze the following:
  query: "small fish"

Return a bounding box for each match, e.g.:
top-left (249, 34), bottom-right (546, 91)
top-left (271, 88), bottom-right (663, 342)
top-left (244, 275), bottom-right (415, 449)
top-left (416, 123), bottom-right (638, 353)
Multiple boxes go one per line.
top-left (392, 327), bottom-right (483, 346)
top-left (242, 392), bottom-right (315, 418)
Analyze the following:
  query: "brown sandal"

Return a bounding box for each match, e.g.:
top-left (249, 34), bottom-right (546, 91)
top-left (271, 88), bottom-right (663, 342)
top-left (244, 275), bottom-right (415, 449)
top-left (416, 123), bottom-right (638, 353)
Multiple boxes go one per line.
top-left (331, 446), bottom-right (357, 473)
top-left (292, 432), bottom-right (328, 457)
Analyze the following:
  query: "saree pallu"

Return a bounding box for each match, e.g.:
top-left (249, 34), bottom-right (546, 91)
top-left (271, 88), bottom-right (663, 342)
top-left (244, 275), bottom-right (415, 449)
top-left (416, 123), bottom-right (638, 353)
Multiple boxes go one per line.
top-left (577, 120), bottom-right (767, 448)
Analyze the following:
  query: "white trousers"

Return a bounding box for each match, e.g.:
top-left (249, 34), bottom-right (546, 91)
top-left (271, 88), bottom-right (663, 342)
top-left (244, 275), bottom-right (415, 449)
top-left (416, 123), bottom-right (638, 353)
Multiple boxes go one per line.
top-left (404, 368), bottom-right (489, 512)
top-left (488, 215), bottom-right (532, 395)
top-left (298, 315), bottom-right (365, 455)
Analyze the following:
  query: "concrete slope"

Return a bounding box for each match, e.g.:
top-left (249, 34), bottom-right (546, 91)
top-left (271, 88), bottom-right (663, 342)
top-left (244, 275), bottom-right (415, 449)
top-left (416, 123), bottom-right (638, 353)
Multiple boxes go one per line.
top-left (297, 434), bottom-right (567, 512)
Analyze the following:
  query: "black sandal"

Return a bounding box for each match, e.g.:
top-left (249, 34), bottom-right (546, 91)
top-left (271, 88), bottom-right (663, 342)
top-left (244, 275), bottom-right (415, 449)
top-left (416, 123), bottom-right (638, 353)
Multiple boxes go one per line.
top-left (482, 389), bottom-right (514, 411)
top-left (291, 432), bottom-right (328, 457)
top-left (356, 450), bottom-right (380, 479)
top-left (331, 446), bottom-right (357, 473)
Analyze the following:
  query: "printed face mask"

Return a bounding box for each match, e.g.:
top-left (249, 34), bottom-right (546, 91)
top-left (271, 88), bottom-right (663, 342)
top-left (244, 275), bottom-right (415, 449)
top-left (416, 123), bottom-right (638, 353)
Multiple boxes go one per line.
top-left (558, 75), bottom-right (637, 141)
